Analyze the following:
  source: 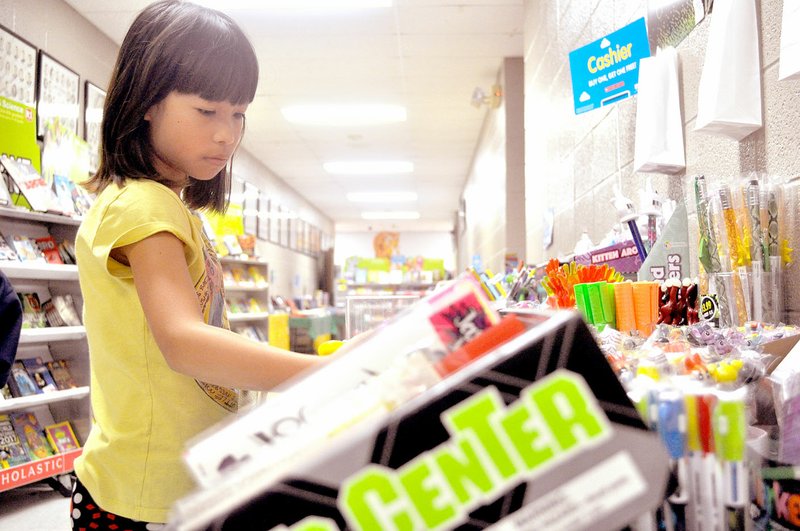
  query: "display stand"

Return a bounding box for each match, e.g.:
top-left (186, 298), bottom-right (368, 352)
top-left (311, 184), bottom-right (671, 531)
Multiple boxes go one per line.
top-left (167, 310), bottom-right (670, 531)
top-left (0, 206), bottom-right (88, 495)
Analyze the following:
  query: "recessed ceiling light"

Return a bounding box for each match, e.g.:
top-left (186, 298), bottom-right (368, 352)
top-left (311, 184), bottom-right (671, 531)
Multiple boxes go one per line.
top-left (324, 160), bottom-right (414, 175)
top-left (361, 211), bottom-right (420, 220)
top-left (195, 0), bottom-right (391, 9)
top-left (282, 104), bottom-right (406, 126)
top-left (346, 192), bottom-right (417, 202)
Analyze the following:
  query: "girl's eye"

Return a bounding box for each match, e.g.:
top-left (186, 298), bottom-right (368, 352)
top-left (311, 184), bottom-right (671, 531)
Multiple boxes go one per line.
top-left (235, 113), bottom-right (246, 121)
top-left (197, 108), bottom-right (215, 116)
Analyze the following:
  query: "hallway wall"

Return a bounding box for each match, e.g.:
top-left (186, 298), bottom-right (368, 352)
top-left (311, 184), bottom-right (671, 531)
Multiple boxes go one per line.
top-left (522, 0), bottom-right (800, 322)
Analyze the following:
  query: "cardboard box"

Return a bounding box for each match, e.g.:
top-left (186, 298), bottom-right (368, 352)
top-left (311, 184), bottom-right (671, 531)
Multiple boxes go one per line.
top-left (168, 311), bottom-right (670, 531)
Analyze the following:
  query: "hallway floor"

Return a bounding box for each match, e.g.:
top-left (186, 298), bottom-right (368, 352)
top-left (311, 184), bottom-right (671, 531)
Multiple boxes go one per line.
top-left (0, 482), bottom-right (71, 531)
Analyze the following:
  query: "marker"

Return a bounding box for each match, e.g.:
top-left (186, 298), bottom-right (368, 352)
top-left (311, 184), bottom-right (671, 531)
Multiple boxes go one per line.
top-left (658, 389), bottom-right (688, 531)
top-left (713, 389), bottom-right (747, 531)
top-left (696, 392), bottom-right (721, 531)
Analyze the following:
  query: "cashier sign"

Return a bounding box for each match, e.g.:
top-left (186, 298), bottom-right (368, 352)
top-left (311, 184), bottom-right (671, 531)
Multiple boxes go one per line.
top-left (569, 17), bottom-right (650, 114)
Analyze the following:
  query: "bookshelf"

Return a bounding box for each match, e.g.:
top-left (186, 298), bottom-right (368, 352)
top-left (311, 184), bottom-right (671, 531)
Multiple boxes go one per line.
top-left (0, 207), bottom-right (88, 495)
top-left (220, 256), bottom-right (270, 344)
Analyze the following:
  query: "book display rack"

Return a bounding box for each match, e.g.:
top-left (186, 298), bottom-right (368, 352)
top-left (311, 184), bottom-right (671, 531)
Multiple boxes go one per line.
top-left (0, 206), bottom-right (87, 495)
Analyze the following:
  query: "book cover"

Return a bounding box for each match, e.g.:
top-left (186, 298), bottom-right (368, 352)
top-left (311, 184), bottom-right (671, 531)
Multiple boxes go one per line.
top-left (0, 157), bottom-right (53, 213)
top-left (0, 231), bottom-right (18, 261)
top-left (42, 299), bottom-right (66, 327)
top-left (21, 357), bottom-right (58, 393)
top-left (34, 235), bottom-right (64, 265)
top-left (46, 360), bottom-right (77, 390)
top-left (0, 171), bottom-right (12, 206)
top-left (0, 414), bottom-right (31, 468)
top-left (0, 384), bottom-right (13, 400)
top-left (47, 360), bottom-right (78, 390)
top-left (10, 411), bottom-right (53, 460)
top-left (11, 235), bottom-right (46, 263)
top-left (53, 294), bottom-right (82, 326)
top-left (7, 361), bottom-right (41, 397)
top-left (58, 240), bottom-right (76, 265)
top-left (44, 421), bottom-right (80, 454)
top-left (52, 174), bottom-right (78, 216)
top-left (18, 292), bottom-right (47, 328)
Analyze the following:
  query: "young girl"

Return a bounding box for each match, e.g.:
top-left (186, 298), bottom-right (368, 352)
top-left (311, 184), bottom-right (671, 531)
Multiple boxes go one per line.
top-left (72, 1), bottom-right (323, 527)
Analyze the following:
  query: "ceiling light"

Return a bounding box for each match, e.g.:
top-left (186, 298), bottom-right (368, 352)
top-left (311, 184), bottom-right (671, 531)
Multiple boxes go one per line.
top-left (471, 84), bottom-right (503, 109)
top-left (324, 160), bottom-right (413, 175)
top-left (361, 211), bottom-right (421, 220)
top-left (282, 104), bottom-right (406, 126)
top-left (346, 192), bottom-right (417, 202)
top-left (195, 0), bottom-right (391, 9)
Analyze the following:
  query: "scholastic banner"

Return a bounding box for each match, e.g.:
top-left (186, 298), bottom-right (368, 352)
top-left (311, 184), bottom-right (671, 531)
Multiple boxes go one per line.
top-left (0, 96), bottom-right (40, 172)
top-left (638, 202), bottom-right (690, 282)
top-left (568, 17), bottom-right (650, 114)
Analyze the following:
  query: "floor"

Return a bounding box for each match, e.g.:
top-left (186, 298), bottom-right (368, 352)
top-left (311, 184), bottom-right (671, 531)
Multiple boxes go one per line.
top-left (0, 481), bottom-right (72, 531)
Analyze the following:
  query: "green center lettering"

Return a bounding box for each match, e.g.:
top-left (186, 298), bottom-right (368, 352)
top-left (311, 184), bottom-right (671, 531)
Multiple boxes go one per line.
top-left (340, 370), bottom-right (611, 531)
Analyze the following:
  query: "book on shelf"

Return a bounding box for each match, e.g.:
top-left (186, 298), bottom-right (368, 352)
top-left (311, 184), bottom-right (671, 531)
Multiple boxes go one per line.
top-left (0, 384), bottom-right (13, 400)
top-left (42, 299), bottom-right (66, 327)
top-left (44, 421), bottom-right (80, 454)
top-left (233, 325), bottom-right (267, 343)
top-left (21, 357), bottom-right (58, 393)
top-left (0, 156), bottom-right (54, 213)
top-left (52, 294), bottom-right (81, 326)
top-left (6, 360), bottom-right (41, 397)
top-left (46, 360), bottom-right (77, 390)
top-left (0, 171), bottom-right (12, 206)
top-left (248, 265), bottom-right (267, 286)
top-left (52, 174), bottom-right (77, 216)
top-left (58, 240), bottom-right (76, 265)
top-left (11, 235), bottom-right (46, 264)
top-left (10, 411), bottom-right (53, 460)
top-left (0, 414), bottom-right (31, 468)
top-left (0, 231), bottom-right (18, 261)
top-left (34, 236), bottom-right (64, 265)
top-left (18, 292), bottom-right (47, 328)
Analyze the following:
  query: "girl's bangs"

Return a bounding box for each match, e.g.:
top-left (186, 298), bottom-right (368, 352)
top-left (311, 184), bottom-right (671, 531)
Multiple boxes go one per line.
top-left (174, 35), bottom-right (258, 104)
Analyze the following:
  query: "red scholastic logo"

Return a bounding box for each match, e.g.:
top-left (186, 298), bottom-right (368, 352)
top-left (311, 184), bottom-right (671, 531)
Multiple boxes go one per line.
top-left (25, 108), bottom-right (34, 122)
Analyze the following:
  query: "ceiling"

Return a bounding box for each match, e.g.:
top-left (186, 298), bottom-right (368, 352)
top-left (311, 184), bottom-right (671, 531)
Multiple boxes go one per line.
top-left (63, 0), bottom-right (524, 232)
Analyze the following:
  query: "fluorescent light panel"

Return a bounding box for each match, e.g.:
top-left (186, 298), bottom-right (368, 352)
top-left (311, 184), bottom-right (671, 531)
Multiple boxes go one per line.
top-left (282, 104), bottom-right (406, 126)
top-left (324, 160), bottom-right (414, 175)
top-left (196, 0), bottom-right (391, 9)
top-left (361, 211), bottom-right (420, 220)
top-left (346, 191), bottom-right (417, 202)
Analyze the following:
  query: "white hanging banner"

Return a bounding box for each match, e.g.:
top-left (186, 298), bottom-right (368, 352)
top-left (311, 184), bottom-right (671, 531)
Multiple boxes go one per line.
top-left (634, 46), bottom-right (685, 174)
top-left (695, 0), bottom-right (762, 141)
top-left (779, 0), bottom-right (800, 81)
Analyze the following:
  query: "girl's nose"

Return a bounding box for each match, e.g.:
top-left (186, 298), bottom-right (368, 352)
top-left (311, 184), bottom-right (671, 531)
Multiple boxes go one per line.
top-left (214, 118), bottom-right (239, 145)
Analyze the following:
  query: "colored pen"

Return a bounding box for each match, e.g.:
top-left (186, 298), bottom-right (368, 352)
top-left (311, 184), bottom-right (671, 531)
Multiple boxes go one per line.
top-left (718, 185), bottom-right (749, 324)
top-left (713, 389), bottom-right (747, 531)
top-left (694, 176), bottom-right (732, 327)
top-left (766, 184), bottom-right (783, 322)
top-left (746, 178), bottom-right (763, 321)
top-left (696, 392), bottom-right (721, 531)
top-left (684, 388), bottom-right (702, 531)
top-left (658, 388), bottom-right (688, 531)
top-left (612, 188), bottom-right (648, 262)
top-left (708, 192), bottom-right (744, 327)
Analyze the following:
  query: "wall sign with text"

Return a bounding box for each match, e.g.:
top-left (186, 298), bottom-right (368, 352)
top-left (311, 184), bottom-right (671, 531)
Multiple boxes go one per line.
top-left (568, 17), bottom-right (650, 114)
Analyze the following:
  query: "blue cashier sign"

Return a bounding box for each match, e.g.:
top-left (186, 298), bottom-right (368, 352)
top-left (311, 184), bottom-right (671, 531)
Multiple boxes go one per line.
top-left (568, 17), bottom-right (650, 114)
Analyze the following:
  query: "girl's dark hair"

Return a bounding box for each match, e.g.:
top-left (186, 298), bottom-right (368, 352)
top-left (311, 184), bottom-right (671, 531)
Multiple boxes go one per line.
top-left (86, 0), bottom-right (259, 212)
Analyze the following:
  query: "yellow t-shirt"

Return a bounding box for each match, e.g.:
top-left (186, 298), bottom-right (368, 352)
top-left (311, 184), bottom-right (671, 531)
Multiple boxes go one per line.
top-left (74, 179), bottom-right (237, 522)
